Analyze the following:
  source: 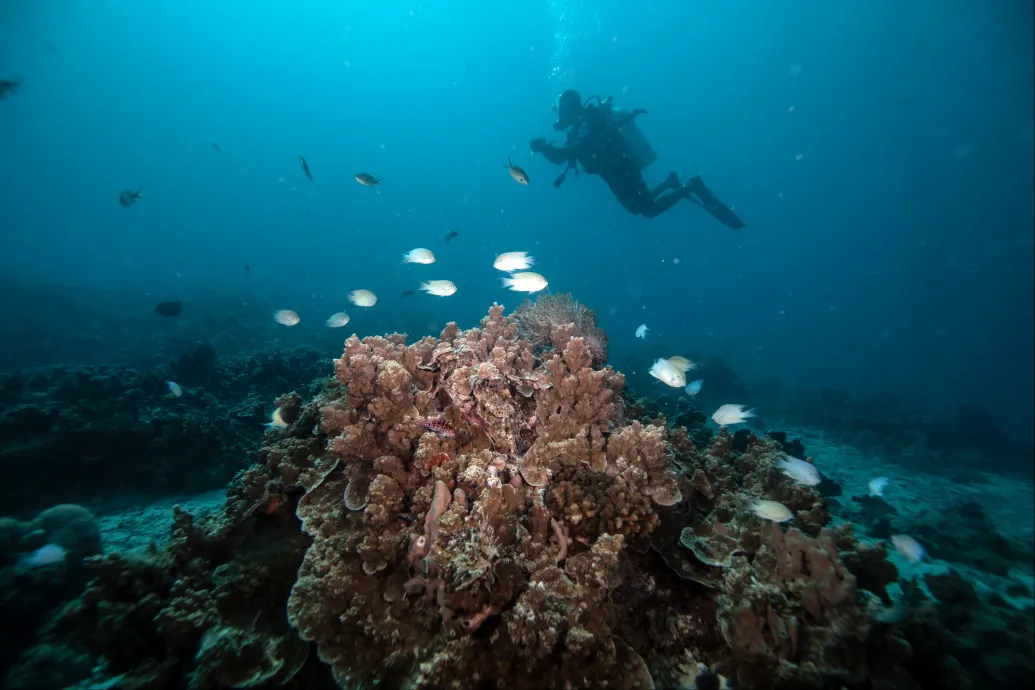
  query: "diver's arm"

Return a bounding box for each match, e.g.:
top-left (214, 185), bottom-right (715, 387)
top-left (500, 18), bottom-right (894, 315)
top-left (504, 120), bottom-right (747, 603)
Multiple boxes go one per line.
top-left (530, 138), bottom-right (577, 166)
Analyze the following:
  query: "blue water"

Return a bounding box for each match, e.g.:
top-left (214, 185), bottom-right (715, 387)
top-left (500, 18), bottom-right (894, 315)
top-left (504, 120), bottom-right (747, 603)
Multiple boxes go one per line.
top-left (3, 1), bottom-right (1031, 444)
top-left (1, 3), bottom-right (1034, 688)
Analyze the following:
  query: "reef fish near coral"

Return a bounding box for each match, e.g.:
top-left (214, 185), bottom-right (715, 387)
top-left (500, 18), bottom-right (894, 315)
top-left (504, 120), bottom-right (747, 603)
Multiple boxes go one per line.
top-left (748, 499), bottom-right (794, 523)
top-left (349, 289), bottom-right (377, 307)
top-left (166, 381), bottom-right (183, 398)
top-left (422, 418), bottom-right (455, 437)
top-left (501, 271), bottom-right (548, 293)
top-left (667, 355), bottom-right (697, 372)
top-left (494, 251), bottom-right (534, 272)
top-left (869, 476), bottom-right (890, 497)
top-left (685, 379), bottom-right (703, 396)
top-left (273, 309), bottom-right (300, 326)
top-left (649, 357), bottom-right (686, 388)
top-left (20, 543), bottom-right (67, 569)
top-left (775, 455), bottom-right (821, 486)
top-left (264, 407), bottom-right (288, 430)
top-left (712, 404), bottom-right (754, 426)
top-left (326, 312), bottom-right (350, 328)
top-left (891, 534), bottom-right (925, 563)
top-left (420, 280), bottom-right (457, 296)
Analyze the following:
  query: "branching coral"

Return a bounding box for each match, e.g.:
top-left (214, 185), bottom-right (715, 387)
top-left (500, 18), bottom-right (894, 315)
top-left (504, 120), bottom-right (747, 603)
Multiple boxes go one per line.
top-left (513, 292), bottom-right (609, 366)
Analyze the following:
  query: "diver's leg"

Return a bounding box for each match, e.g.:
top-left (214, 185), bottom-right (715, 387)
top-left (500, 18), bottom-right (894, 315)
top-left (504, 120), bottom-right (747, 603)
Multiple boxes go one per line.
top-left (650, 172), bottom-right (681, 199)
top-left (603, 165), bottom-right (652, 215)
top-left (681, 175), bottom-right (746, 229)
top-left (639, 189), bottom-right (688, 219)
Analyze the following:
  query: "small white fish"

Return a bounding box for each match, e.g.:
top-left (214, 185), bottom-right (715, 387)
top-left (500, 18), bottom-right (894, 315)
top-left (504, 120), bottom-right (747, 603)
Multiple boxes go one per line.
top-left (264, 407), bottom-right (288, 430)
top-left (402, 248), bottom-right (435, 264)
top-left (712, 404), bottom-right (755, 426)
top-left (22, 543), bottom-right (67, 568)
top-left (635, 324), bottom-right (648, 339)
top-left (649, 358), bottom-right (686, 388)
top-left (326, 312), bottom-right (350, 328)
top-left (891, 534), bottom-right (925, 564)
top-left (493, 251), bottom-right (534, 272)
top-left (667, 356), bottom-right (697, 372)
top-left (348, 290), bottom-right (377, 307)
top-left (685, 379), bottom-right (703, 397)
top-left (868, 476), bottom-right (890, 497)
top-left (775, 456), bottom-right (821, 487)
top-left (749, 499), bottom-right (794, 523)
top-left (501, 271), bottom-right (548, 293)
top-left (273, 309), bottom-right (300, 326)
top-left (166, 381), bottom-right (183, 398)
top-left (420, 280), bottom-right (457, 297)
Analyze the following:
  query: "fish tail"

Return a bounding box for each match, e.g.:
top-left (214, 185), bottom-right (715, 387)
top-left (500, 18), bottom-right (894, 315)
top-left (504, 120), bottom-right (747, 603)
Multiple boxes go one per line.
top-left (500, 277), bottom-right (514, 288)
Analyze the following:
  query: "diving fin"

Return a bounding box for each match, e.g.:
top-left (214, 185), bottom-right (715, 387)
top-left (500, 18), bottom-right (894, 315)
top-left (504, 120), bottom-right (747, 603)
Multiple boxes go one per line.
top-left (685, 176), bottom-right (745, 229)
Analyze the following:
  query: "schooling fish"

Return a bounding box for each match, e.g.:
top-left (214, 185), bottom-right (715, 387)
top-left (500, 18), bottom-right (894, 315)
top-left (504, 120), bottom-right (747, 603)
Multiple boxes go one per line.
top-left (402, 248), bottom-right (436, 264)
top-left (273, 309), bottom-right (300, 326)
top-left (667, 356), bottom-right (697, 372)
top-left (649, 358), bottom-right (686, 388)
top-left (119, 189), bottom-right (144, 207)
top-left (494, 251), bottom-right (534, 272)
top-left (420, 280), bottom-right (457, 297)
top-left (355, 173), bottom-right (382, 186)
top-left (684, 379), bottom-right (703, 397)
top-left (500, 271), bottom-right (548, 293)
top-left (300, 156), bottom-right (314, 183)
top-left (504, 157), bottom-right (529, 185)
top-left (349, 290), bottom-right (377, 307)
top-left (210, 141), bottom-right (222, 153)
top-left (154, 301), bottom-right (182, 317)
top-left (326, 312), bottom-right (350, 328)
top-left (712, 404), bottom-right (755, 426)
top-left (444, 230), bottom-right (460, 242)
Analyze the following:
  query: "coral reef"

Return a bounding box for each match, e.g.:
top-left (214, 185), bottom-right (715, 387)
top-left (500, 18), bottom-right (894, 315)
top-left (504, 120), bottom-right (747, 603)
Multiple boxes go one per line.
top-left (512, 292), bottom-right (609, 366)
top-left (3, 305), bottom-right (1031, 690)
top-left (0, 346), bottom-right (330, 515)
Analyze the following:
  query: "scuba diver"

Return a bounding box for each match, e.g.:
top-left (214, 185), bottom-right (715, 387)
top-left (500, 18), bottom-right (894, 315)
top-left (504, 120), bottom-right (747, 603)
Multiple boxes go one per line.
top-left (529, 90), bottom-right (745, 228)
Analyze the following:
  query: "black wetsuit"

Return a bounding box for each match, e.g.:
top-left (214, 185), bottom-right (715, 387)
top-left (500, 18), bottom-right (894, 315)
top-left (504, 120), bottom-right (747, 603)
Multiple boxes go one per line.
top-left (535, 104), bottom-right (687, 219)
top-left (533, 104), bottom-right (746, 228)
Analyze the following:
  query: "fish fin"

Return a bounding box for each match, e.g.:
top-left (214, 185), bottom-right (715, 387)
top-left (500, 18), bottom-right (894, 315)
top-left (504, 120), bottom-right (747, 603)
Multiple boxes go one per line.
top-left (775, 457), bottom-right (789, 469)
top-left (744, 407), bottom-right (757, 418)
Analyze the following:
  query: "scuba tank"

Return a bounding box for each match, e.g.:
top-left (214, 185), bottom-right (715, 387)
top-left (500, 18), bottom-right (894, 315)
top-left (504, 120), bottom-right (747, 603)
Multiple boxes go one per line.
top-left (585, 95), bottom-right (658, 172)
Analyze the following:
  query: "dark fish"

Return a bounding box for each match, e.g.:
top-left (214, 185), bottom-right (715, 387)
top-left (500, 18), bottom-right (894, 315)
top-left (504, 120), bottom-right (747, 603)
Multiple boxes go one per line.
top-left (154, 301), bottom-right (182, 317)
top-left (47, 44), bottom-right (57, 53)
top-left (504, 157), bottom-right (529, 185)
top-left (400, 289), bottom-right (417, 298)
top-left (444, 231), bottom-right (460, 242)
top-left (355, 173), bottom-right (382, 186)
top-left (422, 418), bottom-right (455, 438)
top-left (0, 78), bottom-right (21, 100)
top-left (300, 156), bottom-right (313, 183)
top-left (119, 189), bottom-right (143, 207)
top-left (244, 263), bottom-right (250, 274)
top-left (210, 141), bottom-right (222, 153)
